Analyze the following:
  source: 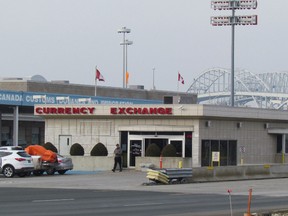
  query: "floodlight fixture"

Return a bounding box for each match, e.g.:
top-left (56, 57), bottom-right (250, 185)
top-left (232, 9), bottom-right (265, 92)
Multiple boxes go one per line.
top-left (211, 0), bottom-right (257, 10)
top-left (210, 0), bottom-right (258, 107)
top-left (117, 27), bottom-right (131, 34)
top-left (211, 15), bottom-right (258, 26)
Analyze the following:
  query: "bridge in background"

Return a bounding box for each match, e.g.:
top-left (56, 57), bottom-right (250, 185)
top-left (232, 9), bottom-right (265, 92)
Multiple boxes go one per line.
top-left (187, 68), bottom-right (288, 109)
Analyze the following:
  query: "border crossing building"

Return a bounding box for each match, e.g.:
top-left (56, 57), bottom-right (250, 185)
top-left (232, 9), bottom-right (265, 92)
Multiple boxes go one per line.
top-left (1, 76), bottom-right (288, 168)
top-left (0, 76), bottom-right (195, 151)
top-left (34, 103), bottom-right (288, 168)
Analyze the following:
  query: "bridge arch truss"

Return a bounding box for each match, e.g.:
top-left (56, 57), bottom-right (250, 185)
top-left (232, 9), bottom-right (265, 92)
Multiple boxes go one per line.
top-left (187, 68), bottom-right (288, 109)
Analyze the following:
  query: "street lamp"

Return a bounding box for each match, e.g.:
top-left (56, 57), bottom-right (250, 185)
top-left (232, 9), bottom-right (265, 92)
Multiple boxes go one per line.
top-left (211, 0), bottom-right (258, 107)
top-left (120, 39), bottom-right (133, 88)
top-left (118, 27), bottom-right (131, 88)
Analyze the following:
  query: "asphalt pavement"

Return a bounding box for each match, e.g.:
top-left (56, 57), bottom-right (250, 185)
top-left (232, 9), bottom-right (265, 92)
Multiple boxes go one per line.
top-left (1, 169), bottom-right (288, 215)
top-left (1, 168), bottom-right (288, 199)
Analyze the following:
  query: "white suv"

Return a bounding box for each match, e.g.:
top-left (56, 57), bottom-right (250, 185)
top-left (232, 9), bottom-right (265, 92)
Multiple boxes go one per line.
top-left (0, 146), bottom-right (34, 178)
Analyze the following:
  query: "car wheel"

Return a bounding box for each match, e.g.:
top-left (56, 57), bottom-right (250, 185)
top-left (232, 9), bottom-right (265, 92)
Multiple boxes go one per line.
top-left (58, 170), bottom-right (67, 175)
top-left (180, 178), bottom-right (187, 184)
top-left (46, 168), bottom-right (55, 175)
top-left (17, 172), bottom-right (26, 177)
top-left (33, 170), bottom-right (44, 176)
top-left (3, 165), bottom-right (15, 178)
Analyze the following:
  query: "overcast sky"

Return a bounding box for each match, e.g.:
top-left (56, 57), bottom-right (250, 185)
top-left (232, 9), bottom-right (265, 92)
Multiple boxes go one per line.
top-left (0, 0), bottom-right (287, 92)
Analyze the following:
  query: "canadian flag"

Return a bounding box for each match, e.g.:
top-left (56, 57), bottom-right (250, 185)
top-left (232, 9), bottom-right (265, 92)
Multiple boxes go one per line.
top-left (178, 72), bottom-right (184, 84)
top-left (96, 69), bottom-right (105, 82)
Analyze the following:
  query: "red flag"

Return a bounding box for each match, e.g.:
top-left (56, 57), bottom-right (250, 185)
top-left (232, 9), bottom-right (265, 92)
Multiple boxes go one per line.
top-left (178, 72), bottom-right (184, 84)
top-left (96, 69), bottom-right (105, 82)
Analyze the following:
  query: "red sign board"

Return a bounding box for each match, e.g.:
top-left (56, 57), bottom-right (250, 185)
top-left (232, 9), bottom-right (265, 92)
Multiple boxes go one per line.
top-left (34, 106), bottom-right (174, 116)
top-left (35, 107), bottom-right (95, 115)
top-left (110, 107), bottom-right (173, 115)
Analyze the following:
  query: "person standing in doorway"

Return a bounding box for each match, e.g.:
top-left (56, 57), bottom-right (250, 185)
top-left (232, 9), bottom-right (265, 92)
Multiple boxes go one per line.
top-left (112, 144), bottom-right (122, 172)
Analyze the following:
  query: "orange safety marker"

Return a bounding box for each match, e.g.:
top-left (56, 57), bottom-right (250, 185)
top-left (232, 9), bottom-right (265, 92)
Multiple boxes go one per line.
top-left (227, 189), bottom-right (233, 216)
top-left (244, 188), bottom-right (253, 216)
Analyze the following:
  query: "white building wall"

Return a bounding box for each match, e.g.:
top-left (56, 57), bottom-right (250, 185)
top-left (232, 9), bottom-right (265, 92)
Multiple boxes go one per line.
top-left (45, 117), bottom-right (195, 156)
top-left (40, 104), bottom-right (288, 167)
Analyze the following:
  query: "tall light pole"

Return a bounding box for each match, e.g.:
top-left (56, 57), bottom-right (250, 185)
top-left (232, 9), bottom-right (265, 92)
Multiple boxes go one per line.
top-left (152, 67), bottom-right (156, 90)
top-left (118, 27), bottom-right (131, 88)
top-left (120, 39), bottom-right (133, 88)
top-left (231, 1), bottom-right (236, 107)
top-left (211, 0), bottom-right (258, 107)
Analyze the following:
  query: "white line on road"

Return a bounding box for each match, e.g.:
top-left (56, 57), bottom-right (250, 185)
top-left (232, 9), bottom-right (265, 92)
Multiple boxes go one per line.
top-left (124, 202), bottom-right (164, 207)
top-left (32, 198), bottom-right (75, 203)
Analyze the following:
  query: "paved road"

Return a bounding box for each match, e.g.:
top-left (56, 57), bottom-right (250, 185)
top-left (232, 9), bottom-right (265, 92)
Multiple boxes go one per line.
top-left (1, 170), bottom-right (288, 197)
top-left (0, 170), bottom-right (288, 215)
top-left (1, 187), bottom-right (287, 216)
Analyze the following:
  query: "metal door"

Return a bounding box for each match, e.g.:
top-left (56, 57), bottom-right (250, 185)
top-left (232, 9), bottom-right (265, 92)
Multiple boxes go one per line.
top-left (59, 135), bottom-right (72, 155)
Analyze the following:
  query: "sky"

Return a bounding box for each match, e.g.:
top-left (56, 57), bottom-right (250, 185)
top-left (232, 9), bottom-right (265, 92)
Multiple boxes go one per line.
top-left (0, 0), bottom-right (287, 92)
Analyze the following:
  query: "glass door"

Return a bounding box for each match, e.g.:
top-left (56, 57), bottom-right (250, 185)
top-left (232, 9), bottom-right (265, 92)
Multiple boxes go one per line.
top-left (129, 139), bottom-right (142, 167)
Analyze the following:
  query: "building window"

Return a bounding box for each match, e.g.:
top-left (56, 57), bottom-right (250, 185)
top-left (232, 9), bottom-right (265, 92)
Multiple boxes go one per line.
top-left (32, 127), bottom-right (40, 144)
top-left (276, 134), bottom-right (288, 153)
top-left (201, 139), bottom-right (237, 166)
top-left (1, 126), bottom-right (11, 145)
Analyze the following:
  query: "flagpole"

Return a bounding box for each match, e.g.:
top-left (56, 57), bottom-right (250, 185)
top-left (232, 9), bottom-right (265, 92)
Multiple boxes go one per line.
top-left (177, 72), bottom-right (179, 95)
top-left (95, 66), bottom-right (97, 96)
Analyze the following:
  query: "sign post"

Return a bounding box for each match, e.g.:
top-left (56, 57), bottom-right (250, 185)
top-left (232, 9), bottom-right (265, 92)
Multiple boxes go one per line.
top-left (211, 151), bottom-right (220, 167)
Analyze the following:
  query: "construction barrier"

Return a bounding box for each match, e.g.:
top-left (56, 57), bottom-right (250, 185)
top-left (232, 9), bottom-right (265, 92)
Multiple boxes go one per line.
top-left (146, 169), bottom-right (169, 184)
top-left (146, 168), bottom-right (193, 184)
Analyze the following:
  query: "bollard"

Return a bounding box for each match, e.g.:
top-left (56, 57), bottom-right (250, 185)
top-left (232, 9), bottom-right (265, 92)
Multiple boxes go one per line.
top-left (244, 188), bottom-right (253, 216)
top-left (159, 155), bottom-right (163, 169)
top-left (178, 161), bottom-right (183, 168)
